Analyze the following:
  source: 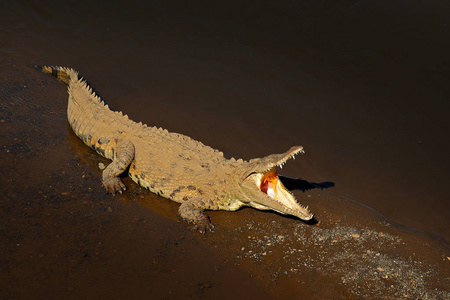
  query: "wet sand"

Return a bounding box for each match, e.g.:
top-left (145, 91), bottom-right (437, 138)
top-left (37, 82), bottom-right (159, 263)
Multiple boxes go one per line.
top-left (1, 54), bottom-right (449, 300)
top-left (1, 1), bottom-right (449, 299)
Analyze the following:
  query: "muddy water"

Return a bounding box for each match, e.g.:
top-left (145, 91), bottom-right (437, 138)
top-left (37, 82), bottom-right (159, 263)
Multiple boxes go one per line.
top-left (1, 1), bottom-right (449, 299)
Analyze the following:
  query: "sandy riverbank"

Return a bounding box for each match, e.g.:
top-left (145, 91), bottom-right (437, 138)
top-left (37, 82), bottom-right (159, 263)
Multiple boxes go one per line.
top-left (1, 59), bottom-right (448, 299)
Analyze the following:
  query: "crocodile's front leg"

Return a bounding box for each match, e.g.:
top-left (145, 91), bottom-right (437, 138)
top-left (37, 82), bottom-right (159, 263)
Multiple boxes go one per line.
top-left (179, 197), bottom-right (218, 232)
top-left (102, 139), bottom-right (135, 194)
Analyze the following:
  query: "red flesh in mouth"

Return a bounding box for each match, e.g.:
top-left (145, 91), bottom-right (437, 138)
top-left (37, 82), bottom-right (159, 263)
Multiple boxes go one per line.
top-left (260, 168), bottom-right (278, 198)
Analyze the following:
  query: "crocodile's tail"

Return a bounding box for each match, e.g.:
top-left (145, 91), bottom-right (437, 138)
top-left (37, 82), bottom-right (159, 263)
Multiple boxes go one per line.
top-left (34, 65), bottom-right (78, 86)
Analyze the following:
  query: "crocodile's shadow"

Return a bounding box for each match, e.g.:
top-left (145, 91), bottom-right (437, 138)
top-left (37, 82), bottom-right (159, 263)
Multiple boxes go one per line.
top-left (279, 176), bottom-right (335, 193)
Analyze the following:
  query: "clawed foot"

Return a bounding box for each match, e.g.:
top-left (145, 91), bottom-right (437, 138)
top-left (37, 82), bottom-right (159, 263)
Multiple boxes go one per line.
top-left (102, 177), bottom-right (126, 195)
top-left (192, 219), bottom-right (215, 234)
top-left (179, 214), bottom-right (215, 233)
top-left (178, 197), bottom-right (216, 233)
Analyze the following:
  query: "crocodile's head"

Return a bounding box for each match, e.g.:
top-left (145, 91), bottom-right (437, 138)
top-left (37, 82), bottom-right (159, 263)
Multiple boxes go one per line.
top-left (233, 146), bottom-right (313, 221)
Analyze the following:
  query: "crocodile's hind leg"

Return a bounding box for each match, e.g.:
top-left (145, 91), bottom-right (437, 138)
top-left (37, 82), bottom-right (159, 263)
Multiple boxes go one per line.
top-left (178, 197), bottom-right (218, 233)
top-left (102, 139), bottom-right (135, 194)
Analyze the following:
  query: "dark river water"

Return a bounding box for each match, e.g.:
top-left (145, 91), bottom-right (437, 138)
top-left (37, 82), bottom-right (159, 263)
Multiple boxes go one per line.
top-left (1, 1), bottom-right (449, 298)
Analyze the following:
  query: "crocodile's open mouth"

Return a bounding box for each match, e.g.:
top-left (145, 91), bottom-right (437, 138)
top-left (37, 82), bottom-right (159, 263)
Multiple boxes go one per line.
top-left (239, 146), bottom-right (313, 221)
top-left (246, 167), bottom-right (313, 220)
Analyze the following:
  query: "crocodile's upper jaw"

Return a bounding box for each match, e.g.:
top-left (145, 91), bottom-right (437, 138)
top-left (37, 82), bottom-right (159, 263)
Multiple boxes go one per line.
top-left (237, 146), bottom-right (313, 221)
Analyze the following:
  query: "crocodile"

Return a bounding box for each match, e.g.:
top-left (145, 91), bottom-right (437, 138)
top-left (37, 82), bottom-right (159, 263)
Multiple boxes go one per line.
top-left (39, 65), bottom-right (314, 231)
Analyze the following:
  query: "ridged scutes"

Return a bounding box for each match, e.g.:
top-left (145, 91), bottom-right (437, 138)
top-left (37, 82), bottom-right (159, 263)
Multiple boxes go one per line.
top-left (47, 65), bottom-right (225, 162)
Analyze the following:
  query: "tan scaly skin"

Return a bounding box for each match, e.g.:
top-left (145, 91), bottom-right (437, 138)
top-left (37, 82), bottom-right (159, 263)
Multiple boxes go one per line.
top-left (38, 65), bottom-right (314, 232)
